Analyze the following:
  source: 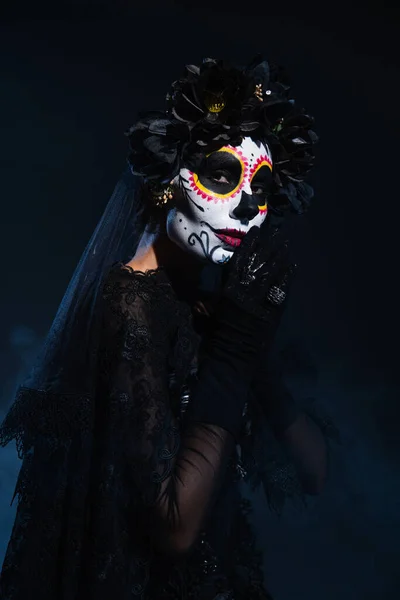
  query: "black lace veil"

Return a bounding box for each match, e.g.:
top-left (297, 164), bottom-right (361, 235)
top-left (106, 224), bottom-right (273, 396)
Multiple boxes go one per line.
top-left (0, 167), bottom-right (148, 458)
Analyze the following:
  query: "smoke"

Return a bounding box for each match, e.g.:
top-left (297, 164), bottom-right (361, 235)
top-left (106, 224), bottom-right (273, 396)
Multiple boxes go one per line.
top-left (0, 325), bottom-right (40, 559)
top-left (248, 342), bottom-right (400, 600)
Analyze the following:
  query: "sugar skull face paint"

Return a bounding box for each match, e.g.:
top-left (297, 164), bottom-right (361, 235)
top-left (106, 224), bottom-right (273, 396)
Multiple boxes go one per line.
top-left (166, 137), bottom-right (273, 264)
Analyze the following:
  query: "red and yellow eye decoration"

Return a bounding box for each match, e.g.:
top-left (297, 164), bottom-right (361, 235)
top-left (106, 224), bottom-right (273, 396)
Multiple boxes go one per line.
top-left (250, 154), bottom-right (273, 214)
top-left (188, 146), bottom-right (272, 215)
top-left (188, 146), bottom-right (249, 203)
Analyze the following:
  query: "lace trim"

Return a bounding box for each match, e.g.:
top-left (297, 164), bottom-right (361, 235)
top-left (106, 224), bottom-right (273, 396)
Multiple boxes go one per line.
top-left (0, 387), bottom-right (92, 458)
top-left (114, 261), bottom-right (165, 278)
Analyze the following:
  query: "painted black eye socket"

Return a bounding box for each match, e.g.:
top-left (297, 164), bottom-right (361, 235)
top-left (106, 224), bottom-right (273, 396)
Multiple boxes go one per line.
top-left (210, 170), bottom-right (231, 185)
top-left (195, 151), bottom-right (273, 197)
top-left (197, 160), bottom-right (241, 194)
top-left (252, 185), bottom-right (269, 196)
top-left (251, 165), bottom-right (272, 197)
top-left (198, 164), bottom-right (241, 194)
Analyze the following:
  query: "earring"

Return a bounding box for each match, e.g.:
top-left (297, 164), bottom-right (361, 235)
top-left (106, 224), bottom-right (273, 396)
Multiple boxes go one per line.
top-left (150, 183), bottom-right (174, 208)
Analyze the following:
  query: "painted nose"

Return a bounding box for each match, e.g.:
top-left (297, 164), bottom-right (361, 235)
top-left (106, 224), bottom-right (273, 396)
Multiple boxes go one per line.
top-left (230, 192), bottom-right (259, 225)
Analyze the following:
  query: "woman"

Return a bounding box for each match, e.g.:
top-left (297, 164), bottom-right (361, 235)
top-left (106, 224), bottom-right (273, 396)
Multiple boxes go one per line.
top-left (0, 56), bottom-right (329, 599)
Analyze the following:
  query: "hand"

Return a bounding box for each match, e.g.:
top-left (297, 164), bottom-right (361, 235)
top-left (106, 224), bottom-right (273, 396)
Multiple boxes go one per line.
top-left (222, 224), bottom-right (296, 323)
top-left (189, 224), bottom-right (296, 440)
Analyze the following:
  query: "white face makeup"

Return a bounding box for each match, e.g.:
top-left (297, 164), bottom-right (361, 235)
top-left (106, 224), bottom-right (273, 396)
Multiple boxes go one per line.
top-left (166, 137), bottom-right (273, 264)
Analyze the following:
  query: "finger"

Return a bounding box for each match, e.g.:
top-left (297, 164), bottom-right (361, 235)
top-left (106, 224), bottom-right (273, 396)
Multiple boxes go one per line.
top-left (258, 238), bottom-right (290, 286)
top-left (266, 262), bottom-right (297, 306)
top-left (259, 255), bottom-right (285, 289)
top-left (278, 262), bottom-right (297, 292)
top-left (261, 225), bottom-right (287, 255)
top-left (231, 225), bottom-right (260, 272)
top-left (255, 226), bottom-right (288, 274)
top-left (241, 225), bottom-right (260, 252)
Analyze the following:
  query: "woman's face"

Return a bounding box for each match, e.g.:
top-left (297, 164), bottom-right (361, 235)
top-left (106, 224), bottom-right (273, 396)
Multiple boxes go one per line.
top-left (166, 137), bottom-right (273, 264)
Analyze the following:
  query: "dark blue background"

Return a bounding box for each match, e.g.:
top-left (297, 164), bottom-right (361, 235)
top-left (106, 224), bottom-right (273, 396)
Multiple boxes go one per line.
top-left (1, 2), bottom-right (399, 598)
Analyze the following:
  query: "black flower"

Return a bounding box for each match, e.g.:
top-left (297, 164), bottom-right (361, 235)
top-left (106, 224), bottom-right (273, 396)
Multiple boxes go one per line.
top-left (125, 56), bottom-right (318, 218)
top-left (167, 58), bottom-right (255, 125)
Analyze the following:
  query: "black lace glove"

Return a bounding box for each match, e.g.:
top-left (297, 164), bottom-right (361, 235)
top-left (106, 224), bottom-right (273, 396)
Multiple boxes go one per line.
top-left (188, 225), bottom-right (296, 440)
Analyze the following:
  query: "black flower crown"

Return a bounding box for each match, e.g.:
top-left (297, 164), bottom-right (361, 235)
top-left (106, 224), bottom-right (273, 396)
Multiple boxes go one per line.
top-left (126, 56), bottom-right (318, 219)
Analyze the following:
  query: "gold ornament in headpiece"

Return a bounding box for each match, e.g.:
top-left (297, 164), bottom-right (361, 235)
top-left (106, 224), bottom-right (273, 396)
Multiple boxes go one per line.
top-left (204, 91), bottom-right (226, 113)
top-left (152, 184), bottom-right (174, 208)
top-left (254, 83), bottom-right (263, 102)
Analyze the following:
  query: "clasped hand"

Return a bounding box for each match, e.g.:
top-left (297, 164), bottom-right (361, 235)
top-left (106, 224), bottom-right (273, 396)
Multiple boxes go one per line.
top-left (222, 223), bottom-right (296, 323)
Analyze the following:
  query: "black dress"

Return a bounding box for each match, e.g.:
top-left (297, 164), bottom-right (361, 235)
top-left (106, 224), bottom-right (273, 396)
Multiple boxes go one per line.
top-left (0, 263), bottom-right (317, 600)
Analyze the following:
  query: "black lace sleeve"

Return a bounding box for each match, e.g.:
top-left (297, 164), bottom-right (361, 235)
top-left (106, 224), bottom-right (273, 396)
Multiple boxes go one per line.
top-left (100, 268), bottom-right (234, 556)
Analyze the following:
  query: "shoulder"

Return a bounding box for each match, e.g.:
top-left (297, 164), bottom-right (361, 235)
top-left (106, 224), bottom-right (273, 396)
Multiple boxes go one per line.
top-left (101, 264), bottom-right (174, 330)
top-left (98, 267), bottom-right (160, 368)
